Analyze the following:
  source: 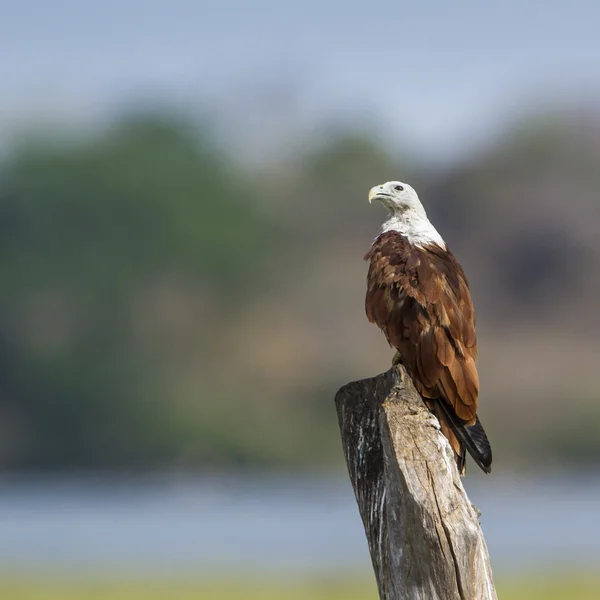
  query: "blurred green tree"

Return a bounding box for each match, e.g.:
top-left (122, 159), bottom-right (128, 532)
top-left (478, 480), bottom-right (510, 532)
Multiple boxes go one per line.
top-left (0, 111), bottom-right (274, 468)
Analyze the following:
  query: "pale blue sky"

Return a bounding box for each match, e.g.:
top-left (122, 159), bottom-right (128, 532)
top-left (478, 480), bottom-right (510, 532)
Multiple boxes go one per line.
top-left (2, 0), bottom-right (600, 162)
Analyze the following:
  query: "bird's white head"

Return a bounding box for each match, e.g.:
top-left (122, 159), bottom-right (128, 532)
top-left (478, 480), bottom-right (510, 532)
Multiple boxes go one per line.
top-left (368, 180), bottom-right (445, 248)
top-left (368, 181), bottom-right (427, 218)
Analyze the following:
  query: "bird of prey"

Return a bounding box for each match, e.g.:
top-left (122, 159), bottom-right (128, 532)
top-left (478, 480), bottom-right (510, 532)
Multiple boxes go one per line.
top-left (365, 181), bottom-right (492, 474)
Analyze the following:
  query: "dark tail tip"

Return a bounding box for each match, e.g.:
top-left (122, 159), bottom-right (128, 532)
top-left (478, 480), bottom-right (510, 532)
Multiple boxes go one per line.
top-left (436, 401), bottom-right (493, 474)
top-left (466, 417), bottom-right (492, 473)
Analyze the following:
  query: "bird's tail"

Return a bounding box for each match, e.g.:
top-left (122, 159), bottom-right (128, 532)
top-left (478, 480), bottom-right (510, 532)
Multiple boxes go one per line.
top-left (432, 400), bottom-right (492, 475)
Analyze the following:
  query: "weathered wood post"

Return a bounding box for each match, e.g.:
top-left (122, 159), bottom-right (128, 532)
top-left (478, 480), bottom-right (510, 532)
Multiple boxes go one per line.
top-left (335, 365), bottom-right (497, 600)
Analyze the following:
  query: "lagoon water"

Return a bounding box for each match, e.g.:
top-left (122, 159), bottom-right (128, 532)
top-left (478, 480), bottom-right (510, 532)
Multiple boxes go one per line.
top-left (0, 472), bottom-right (598, 575)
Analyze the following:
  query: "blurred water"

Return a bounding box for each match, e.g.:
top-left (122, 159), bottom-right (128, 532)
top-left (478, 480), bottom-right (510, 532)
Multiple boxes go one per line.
top-left (0, 473), bottom-right (598, 575)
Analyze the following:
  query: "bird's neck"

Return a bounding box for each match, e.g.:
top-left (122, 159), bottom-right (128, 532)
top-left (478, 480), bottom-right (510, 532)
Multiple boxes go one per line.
top-left (380, 211), bottom-right (446, 249)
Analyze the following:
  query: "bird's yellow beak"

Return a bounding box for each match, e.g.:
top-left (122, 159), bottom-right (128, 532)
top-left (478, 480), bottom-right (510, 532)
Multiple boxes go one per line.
top-left (368, 186), bottom-right (382, 204)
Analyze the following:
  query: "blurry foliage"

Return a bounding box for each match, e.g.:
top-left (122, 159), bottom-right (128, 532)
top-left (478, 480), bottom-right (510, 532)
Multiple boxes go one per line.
top-left (0, 106), bottom-right (598, 470)
top-left (2, 113), bottom-right (272, 293)
top-left (0, 111), bottom-right (276, 468)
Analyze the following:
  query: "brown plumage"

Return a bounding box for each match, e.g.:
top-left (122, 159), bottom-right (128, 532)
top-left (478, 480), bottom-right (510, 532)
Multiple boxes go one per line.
top-left (365, 230), bottom-right (488, 473)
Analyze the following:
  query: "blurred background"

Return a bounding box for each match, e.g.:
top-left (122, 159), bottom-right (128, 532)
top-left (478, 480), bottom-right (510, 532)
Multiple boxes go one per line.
top-left (1, 1), bottom-right (600, 598)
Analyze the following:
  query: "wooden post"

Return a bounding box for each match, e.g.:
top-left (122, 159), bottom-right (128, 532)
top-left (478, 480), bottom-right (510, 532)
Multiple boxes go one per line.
top-left (335, 365), bottom-right (497, 600)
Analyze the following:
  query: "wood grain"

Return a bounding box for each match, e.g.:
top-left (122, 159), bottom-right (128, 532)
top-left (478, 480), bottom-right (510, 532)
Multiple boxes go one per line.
top-left (335, 365), bottom-right (496, 600)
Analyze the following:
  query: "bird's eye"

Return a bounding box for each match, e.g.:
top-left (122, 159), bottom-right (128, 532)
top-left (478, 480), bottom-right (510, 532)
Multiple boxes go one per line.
top-left (394, 185), bottom-right (404, 191)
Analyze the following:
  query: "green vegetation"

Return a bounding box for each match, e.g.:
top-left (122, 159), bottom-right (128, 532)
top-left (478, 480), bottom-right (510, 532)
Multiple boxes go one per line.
top-left (0, 573), bottom-right (598, 600)
top-left (0, 111), bottom-right (277, 469)
top-left (1, 106), bottom-right (600, 470)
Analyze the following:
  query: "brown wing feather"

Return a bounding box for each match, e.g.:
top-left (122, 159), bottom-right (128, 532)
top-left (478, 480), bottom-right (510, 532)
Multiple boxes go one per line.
top-left (365, 231), bottom-right (479, 425)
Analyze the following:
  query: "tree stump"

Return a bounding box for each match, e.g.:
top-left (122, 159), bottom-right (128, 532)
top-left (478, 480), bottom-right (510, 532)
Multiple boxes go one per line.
top-left (335, 365), bottom-right (497, 600)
